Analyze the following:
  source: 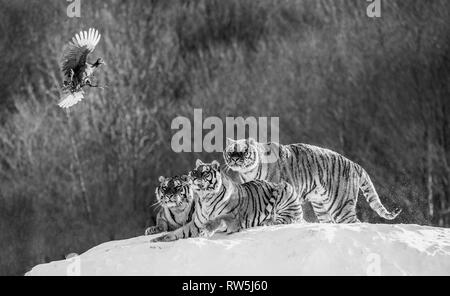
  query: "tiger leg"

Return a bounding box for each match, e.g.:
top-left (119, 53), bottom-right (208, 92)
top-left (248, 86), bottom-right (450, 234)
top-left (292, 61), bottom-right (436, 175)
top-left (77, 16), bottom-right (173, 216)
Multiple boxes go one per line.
top-left (223, 216), bottom-right (241, 234)
top-left (270, 202), bottom-right (304, 225)
top-left (311, 201), bottom-right (333, 223)
top-left (145, 224), bottom-right (165, 235)
top-left (332, 198), bottom-right (359, 223)
top-left (145, 212), bottom-right (169, 235)
top-left (331, 182), bottom-right (360, 223)
top-left (283, 211), bottom-right (305, 224)
top-left (333, 191), bottom-right (360, 223)
top-left (201, 214), bottom-right (240, 237)
top-left (150, 220), bottom-right (201, 242)
top-left (263, 214), bottom-right (304, 226)
top-left (270, 182), bottom-right (305, 224)
top-left (200, 218), bottom-right (225, 238)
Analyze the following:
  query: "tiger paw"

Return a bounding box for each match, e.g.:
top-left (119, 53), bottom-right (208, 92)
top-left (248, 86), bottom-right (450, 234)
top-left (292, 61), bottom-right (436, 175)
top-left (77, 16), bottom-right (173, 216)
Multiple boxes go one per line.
top-left (199, 221), bottom-right (218, 238)
top-left (150, 233), bottom-right (176, 243)
top-left (206, 220), bottom-right (220, 232)
top-left (261, 220), bottom-right (275, 227)
top-left (199, 228), bottom-right (214, 238)
top-left (144, 226), bottom-right (161, 236)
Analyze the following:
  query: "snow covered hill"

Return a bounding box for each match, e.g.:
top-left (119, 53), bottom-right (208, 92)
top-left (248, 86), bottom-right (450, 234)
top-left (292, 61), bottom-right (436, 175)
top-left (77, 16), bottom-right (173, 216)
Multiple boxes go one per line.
top-left (26, 223), bottom-right (450, 276)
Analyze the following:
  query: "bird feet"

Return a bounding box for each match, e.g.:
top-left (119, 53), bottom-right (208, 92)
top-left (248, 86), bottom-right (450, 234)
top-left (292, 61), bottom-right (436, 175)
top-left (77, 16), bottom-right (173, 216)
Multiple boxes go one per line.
top-left (85, 80), bottom-right (99, 88)
top-left (86, 80), bottom-right (107, 89)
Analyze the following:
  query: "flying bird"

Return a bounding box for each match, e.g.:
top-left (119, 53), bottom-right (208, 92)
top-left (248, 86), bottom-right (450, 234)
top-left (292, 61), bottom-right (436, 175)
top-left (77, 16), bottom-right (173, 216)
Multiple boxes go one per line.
top-left (58, 28), bottom-right (105, 109)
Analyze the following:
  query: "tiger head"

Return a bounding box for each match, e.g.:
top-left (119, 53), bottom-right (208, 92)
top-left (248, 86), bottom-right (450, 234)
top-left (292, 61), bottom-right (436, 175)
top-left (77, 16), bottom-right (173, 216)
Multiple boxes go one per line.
top-left (223, 138), bottom-right (260, 173)
top-left (188, 159), bottom-right (222, 194)
top-left (155, 175), bottom-right (193, 210)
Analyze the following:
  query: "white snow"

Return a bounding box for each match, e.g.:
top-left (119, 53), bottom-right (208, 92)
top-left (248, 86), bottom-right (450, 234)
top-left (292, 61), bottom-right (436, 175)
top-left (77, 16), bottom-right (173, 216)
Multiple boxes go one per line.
top-left (26, 223), bottom-right (450, 276)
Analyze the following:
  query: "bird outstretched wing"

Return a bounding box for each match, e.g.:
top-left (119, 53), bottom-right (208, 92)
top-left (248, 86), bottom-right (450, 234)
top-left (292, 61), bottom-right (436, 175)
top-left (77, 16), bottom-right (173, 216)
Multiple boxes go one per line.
top-left (61, 28), bottom-right (101, 78)
top-left (57, 90), bottom-right (85, 109)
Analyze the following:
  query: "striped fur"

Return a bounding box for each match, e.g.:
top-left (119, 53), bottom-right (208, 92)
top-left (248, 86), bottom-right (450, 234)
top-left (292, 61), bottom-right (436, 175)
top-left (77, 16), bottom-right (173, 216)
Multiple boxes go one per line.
top-left (150, 160), bottom-right (303, 242)
top-left (223, 138), bottom-right (401, 223)
top-left (144, 175), bottom-right (195, 235)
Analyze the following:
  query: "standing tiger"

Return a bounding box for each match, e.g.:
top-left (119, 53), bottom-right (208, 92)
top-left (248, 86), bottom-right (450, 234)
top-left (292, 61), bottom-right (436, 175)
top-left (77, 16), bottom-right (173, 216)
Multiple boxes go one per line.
top-left (223, 138), bottom-right (401, 223)
top-left (144, 175), bottom-right (195, 235)
top-left (150, 160), bottom-right (302, 242)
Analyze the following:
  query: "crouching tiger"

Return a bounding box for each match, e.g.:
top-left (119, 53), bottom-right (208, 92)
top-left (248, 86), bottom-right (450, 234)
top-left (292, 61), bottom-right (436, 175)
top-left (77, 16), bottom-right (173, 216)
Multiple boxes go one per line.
top-left (150, 160), bottom-right (303, 242)
top-left (144, 175), bottom-right (195, 235)
top-left (223, 138), bottom-right (402, 223)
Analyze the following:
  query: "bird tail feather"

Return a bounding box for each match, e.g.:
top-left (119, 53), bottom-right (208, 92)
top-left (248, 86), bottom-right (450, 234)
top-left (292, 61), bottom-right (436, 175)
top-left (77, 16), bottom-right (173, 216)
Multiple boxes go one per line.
top-left (57, 91), bottom-right (85, 109)
top-left (71, 28), bottom-right (101, 51)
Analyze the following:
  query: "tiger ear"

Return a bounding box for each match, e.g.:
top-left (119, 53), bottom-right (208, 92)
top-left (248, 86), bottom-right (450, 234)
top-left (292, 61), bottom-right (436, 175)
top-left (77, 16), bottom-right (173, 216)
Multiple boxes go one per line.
top-left (247, 137), bottom-right (256, 145)
top-left (211, 160), bottom-right (220, 170)
top-left (180, 174), bottom-right (190, 183)
top-left (195, 159), bottom-right (204, 168)
top-left (226, 137), bottom-right (235, 146)
top-left (158, 176), bottom-right (165, 183)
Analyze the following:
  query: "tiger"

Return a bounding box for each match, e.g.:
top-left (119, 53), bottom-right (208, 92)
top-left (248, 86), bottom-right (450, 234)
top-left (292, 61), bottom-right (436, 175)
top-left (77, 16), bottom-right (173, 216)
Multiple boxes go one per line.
top-left (150, 159), bottom-right (303, 242)
top-left (223, 138), bottom-right (402, 223)
top-left (144, 175), bottom-right (196, 235)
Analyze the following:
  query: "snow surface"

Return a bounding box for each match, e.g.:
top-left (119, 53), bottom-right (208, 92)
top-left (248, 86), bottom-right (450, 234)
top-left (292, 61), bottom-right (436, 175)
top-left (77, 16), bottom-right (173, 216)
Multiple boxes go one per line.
top-left (26, 223), bottom-right (450, 276)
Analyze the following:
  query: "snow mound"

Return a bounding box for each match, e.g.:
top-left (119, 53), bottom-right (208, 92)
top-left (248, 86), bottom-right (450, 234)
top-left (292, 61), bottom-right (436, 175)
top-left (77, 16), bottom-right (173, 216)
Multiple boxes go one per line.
top-left (26, 223), bottom-right (450, 276)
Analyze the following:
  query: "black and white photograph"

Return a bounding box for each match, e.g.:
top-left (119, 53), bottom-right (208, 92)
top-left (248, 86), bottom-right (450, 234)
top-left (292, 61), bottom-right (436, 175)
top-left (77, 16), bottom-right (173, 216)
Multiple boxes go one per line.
top-left (1, 0), bottom-right (450, 279)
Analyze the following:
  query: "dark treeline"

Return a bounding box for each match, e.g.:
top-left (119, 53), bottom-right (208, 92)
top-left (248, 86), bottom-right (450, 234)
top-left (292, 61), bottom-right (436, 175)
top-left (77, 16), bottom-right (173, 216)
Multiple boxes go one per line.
top-left (0, 0), bottom-right (449, 275)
